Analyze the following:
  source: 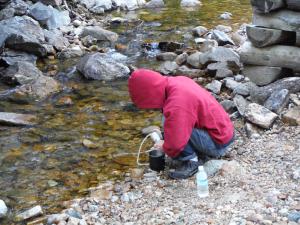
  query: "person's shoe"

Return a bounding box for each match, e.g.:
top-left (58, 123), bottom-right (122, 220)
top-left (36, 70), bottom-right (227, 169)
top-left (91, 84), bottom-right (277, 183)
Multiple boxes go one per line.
top-left (165, 156), bottom-right (183, 169)
top-left (168, 160), bottom-right (199, 179)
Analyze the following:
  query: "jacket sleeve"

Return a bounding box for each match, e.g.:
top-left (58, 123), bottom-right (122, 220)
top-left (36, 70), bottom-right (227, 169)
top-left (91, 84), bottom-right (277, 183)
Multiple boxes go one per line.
top-left (162, 107), bottom-right (196, 158)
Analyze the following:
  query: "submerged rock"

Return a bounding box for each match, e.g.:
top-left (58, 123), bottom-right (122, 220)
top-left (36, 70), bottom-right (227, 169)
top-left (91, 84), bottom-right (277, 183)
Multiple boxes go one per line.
top-left (80, 26), bottom-right (118, 43)
top-left (77, 53), bottom-right (130, 81)
top-left (0, 112), bottom-right (36, 126)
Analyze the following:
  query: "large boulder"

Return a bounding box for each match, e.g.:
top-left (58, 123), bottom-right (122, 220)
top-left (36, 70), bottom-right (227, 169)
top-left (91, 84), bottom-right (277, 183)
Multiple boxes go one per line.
top-left (1, 61), bottom-right (42, 85)
top-left (199, 46), bottom-right (240, 66)
top-left (80, 26), bottom-right (118, 43)
top-left (250, 77), bottom-right (300, 104)
top-left (76, 53), bottom-right (130, 81)
top-left (44, 29), bottom-right (70, 51)
top-left (29, 2), bottom-right (70, 30)
top-left (0, 16), bottom-right (46, 56)
top-left (0, 50), bottom-right (37, 66)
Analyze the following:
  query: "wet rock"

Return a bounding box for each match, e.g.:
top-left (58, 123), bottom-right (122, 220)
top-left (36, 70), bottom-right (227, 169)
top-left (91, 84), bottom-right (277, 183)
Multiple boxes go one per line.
top-left (6, 74), bottom-right (61, 102)
top-left (207, 62), bottom-right (234, 79)
top-left (219, 12), bottom-right (232, 20)
top-left (82, 139), bottom-right (97, 148)
top-left (205, 80), bottom-right (222, 94)
top-left (158, 41), bottom-right (183, 52)
top-left (56, 96), bottom-right (73, 106)
top-left (203, 159), bottom-right (227, 177)
top-left (29, 2), bottom-right (70, 30)
top-left (80, 26), bottom-right (118, 43)
top-left (282, 106), bottom-right (300, 126)
top-left (180, 0), bottom-right (202, 7)
top-left (145, 0), bottom-right (164, 8)
top-left (47, 213), bottom-right (69, 224)
top-left (16, 205), bottom-right (43, 221)
top-left (244, 103), bottom-right (278, 129)
top-left (58, 46), bottom-right (84, 59)
top-left (175, 52), bottom-right (188, 65)
top-left (0, 50), bottom-right (37, 66)
top-left (1, 61), bottom-right (42, 85)
top-left (44, 29), bottom-right (70, 51)
top-left (0, 112), bottom-right (36, 126)
top-left (0, 199), bottom-right (8, 218)
top-left (264, 89), bottom-right (289, 114)
top-left (199, 46), bottom-right (240, 66)
top-left (215, 25), bottom-right (232, 33)
top-left (221, 100), bottom-right (236, 114)
top-left (0, 16), bottom-right (46, 56)
top-left (250, 77), bottom-right (300, 104)
top-left (158, 61), bottom-right (178, 75)
top-left (156, 52), bottom-right (177, 61)
top-left (76, 53), bottom-right (130, 81)
top-left (233, 94), bottom-right (249, 116)
top-left (192, 26), bottom-right (208, 37)
top-left (175, 65), bottom-right (205, 78)
top-left (211, 30), bottom-right (234, 46)
top-left (81, 35), bottom-right (97, 48)
top-left (187, 51), bottom-right (202, 68)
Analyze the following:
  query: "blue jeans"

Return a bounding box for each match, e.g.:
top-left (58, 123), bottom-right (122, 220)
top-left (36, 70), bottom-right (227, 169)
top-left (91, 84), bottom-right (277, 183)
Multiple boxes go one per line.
top-left (174, 129), bottom-right (234, 161)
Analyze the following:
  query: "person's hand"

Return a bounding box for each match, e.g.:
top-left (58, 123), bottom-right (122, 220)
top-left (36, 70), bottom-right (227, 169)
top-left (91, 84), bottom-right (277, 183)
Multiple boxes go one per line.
top-left (151, 140), bottom-right (164, 151)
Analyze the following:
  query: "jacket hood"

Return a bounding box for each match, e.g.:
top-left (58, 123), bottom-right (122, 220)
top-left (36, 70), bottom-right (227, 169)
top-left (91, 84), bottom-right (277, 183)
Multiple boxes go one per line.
top-left (128, 69), bottom-right (168, 109)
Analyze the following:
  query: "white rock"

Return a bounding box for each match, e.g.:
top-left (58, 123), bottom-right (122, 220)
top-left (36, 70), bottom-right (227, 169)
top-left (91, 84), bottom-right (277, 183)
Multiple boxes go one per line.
top-left (180, 0), bottom-right (201, 7)
top-left (16, 205), bottom-right (43, 221)
top-left (0, 200), bottom-right (8, 218)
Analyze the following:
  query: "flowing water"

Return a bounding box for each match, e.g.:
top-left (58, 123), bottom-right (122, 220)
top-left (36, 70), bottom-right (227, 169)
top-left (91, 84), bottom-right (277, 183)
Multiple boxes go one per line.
top-left (0, 0), bottom-right (251, 222)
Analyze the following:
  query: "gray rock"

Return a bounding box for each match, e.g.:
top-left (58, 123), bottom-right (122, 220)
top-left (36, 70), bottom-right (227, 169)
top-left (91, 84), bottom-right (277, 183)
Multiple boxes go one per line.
top-left (244, 103), bottom-right (278, 129)
top-left (6, 0), bottom-right (28, 16)
top-left (205, 80), bottom-right (222, 94)
top-left (199, 46), bottom-right (240, 65)
top-left (0, 16), bottom-right (46, 56)
top-left (292, 167), bottom-right (300, 180)
top-left (156, 52), bottom-right (177, 61)
top-left (233, 83), bottom-right (250, 96)
top-left (81, 35), bottom-right (97, 47)
top-left (219, 12), bottom-right (232, 20)
top-left (113, 0), bottom-right (146, 11)
top-left (215, 25), bottom-right (232, 33)
top-left (175, 52), bottom-right (188, 65)
top-left (250, 77), bottom-right (300, 104)
top-left (29, 2), bottom-right (70, 30)
top-left (1, 61), bottom-right (42, 85)
top-left (194, 37), bottom-right (206, 44)
top-left (225, 78), bottom-right (240, 91)
top-left (0, 199), bottom-right (8, 218)
top-left (44, 29), bottom-right (70, 51)
top-left (180, 0), bottom-right (201, 7)
top-left (187, 51), bottom-right (202, 68)
top-left (282, 106), bottom-right (300, 126)
top-left (0, 50), bottom-right (37, 65)
top-left (234, 74), bottom-right (244, 82)
top-left (192, 26), bottom-right (208, 37)
top-left (203, 160), bottom-right (227, 177)
top-left (264, 89), bottom-right (290, 114)
top-left (175, 65), bottom-right (205, 78)
top-left (290, 94), bottom-right (300, 106)
top-left (0, 112), bottom-right (37, 126)
top-left (0, 8), bottom-right (14, 20)
top-left (211, 30), bottom-right (234, 46)
top-left (220, 100), bottom-right (236, 114)
top-left (16, 205), bottom-right (43, 221)
top-left (207, 62), bottom-right (234, 79)
top-left (145, 0), bottom-right (164, 8)
top-left (65, 208), bottom-right (82, 219)
top-left (159, 61), bottom-right (178, 75)
top-left (198, 39), bottom-right (218, 52)
top-left (80, 26), bottom-right (118, 43)
top-left (76, 53), bottom-right (130, 81)
top-left (39, 0), bottom-right (62, 6)
top-left (233, 94), bottom-right (249, 116)
top-left (244, 122), bottom-right (261, 138)
top-left (47, 213), bottom-right (69, 224)
top-left (58, 46), bottom-right (84, 59)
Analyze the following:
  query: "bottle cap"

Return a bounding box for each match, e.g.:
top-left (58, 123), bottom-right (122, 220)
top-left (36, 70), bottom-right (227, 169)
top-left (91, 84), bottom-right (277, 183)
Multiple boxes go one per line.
top-left (198, 165), bottom-right (204, 171)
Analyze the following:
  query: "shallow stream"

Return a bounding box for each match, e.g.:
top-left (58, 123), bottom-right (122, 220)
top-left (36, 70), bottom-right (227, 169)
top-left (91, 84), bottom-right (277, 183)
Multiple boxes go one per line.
top-left (0, 0), bottom-right (251, 222)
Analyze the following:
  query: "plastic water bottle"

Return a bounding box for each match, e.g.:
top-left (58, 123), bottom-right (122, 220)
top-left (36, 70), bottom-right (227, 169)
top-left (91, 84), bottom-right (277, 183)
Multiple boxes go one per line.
top-left (196, 166), bottom-right (209, 198)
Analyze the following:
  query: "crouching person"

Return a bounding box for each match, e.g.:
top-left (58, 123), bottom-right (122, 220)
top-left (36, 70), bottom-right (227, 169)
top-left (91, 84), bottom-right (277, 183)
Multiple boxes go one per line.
top-left (128, 69), bottom-right (234, 179)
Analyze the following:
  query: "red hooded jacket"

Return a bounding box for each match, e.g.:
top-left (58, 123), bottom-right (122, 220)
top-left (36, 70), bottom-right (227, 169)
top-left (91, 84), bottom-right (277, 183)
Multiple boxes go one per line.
top-left (128, 69), bottom-right (234, 158)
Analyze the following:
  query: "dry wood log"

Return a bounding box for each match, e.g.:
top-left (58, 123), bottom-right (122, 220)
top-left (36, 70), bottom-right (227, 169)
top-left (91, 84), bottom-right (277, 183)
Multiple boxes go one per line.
top-left (239, 41), bottom-right (300, 72)
top-left (286, 0), bottom-right (300, 11)
top-left (246, 25), bottom-right (296, 47)
top-left (251, 0), bottom-right (285, 13)
top-left (253, 10), bottom-right (300, 33)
